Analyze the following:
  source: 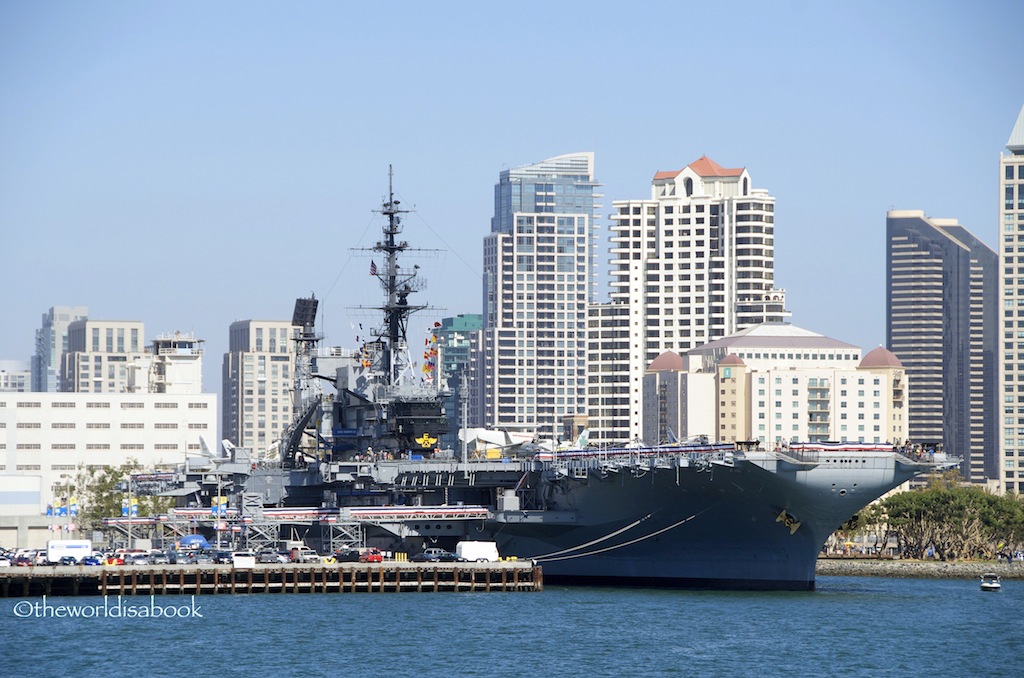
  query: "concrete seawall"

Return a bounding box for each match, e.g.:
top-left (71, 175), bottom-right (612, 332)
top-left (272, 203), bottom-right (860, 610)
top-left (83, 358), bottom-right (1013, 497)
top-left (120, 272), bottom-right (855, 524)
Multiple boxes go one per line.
top-left (816, 558), bottom-right (1022, 580)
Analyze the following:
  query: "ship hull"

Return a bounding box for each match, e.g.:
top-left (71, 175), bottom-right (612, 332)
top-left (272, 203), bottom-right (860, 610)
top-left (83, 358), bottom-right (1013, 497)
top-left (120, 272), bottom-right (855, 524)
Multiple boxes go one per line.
top-left (480, 453), bottom-right (922, 590)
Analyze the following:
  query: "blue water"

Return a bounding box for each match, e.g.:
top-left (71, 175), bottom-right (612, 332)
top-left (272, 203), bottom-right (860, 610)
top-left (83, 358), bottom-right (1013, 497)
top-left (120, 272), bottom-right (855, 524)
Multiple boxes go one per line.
top-left (1, 576), bottom-right (1018, 677)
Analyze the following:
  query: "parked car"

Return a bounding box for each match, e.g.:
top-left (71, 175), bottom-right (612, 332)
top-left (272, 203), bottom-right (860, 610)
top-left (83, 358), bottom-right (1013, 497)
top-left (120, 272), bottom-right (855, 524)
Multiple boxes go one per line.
top-left (358, 548), bottom-right (383, 563)
top-left (230, 551), bottom-right (256, 566)
top-left (173, 552), bottom-right (197, 565)
top-left (411, 547), bottom-right (447, 562)
top-left (103, 555), bottom-right (124, 566)
top-left (211, 550), bottom-right (233, 564)
top-left (333, 548), bottom-right (361, 562)
top-left (257, 550), bottom-right (288, 564)
top-left (0, 556), bottom-right (12, 567)
top-left (413, 549), bottom-right (464, 562)
top-left (80, 555), bottom-right (102, 566)
top-left (194, 552), bottom-right (215, 565)
top-left (58, 556), bottom-right (78, 566)
top-left (127, 554), bottom-right (150, 566)
top-left (148, 551), bottom-right (170, 565)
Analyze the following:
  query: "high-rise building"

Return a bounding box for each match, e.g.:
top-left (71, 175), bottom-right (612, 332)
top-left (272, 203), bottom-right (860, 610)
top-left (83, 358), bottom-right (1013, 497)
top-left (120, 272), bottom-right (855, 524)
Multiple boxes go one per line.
top-left (222, 319), bottom-right (298, 458)
top-left (60, 319), bottom-right (145, 393)
top-left (586, 302), bottom-right (631, 445)
top-left (435, 313), bottom-right (482, 453)
top-left (31, 305), bottom-right (88, 392)
top-left (477, 152), bottom-right (601, 442)
top-left (606, 157), bottom-right (790, 442)
top-left (998, 104), bottom-right (1024, 494)
top-left (886, 210), bottom-right (997, 485)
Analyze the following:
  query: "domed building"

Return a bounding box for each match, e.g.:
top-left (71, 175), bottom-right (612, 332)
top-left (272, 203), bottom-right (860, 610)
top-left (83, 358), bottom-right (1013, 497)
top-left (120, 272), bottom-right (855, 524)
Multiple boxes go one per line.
top-left (642, 322), bottom-right (907, 446)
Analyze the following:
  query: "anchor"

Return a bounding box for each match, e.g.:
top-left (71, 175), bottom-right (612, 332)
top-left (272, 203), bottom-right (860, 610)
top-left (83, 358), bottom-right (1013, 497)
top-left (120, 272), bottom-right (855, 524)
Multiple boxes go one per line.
top-left (775, 509), bottom-right (801, 535)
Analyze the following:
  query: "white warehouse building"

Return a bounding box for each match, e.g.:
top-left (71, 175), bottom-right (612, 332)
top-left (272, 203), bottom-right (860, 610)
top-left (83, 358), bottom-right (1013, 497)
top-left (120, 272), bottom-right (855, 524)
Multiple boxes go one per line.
top-left (0, 391), bottom-right (217, 515)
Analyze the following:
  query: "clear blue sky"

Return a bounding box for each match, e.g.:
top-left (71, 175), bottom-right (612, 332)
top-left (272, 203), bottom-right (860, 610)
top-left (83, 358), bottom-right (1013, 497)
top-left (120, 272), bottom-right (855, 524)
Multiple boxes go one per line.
top-left (2, 1), bottom-right (1022, 394)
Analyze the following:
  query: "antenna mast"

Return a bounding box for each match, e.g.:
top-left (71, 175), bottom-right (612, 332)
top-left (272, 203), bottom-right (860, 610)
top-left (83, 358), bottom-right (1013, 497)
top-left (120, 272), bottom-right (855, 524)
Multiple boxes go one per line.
top-left (373, 165), bottom-right (426, 389)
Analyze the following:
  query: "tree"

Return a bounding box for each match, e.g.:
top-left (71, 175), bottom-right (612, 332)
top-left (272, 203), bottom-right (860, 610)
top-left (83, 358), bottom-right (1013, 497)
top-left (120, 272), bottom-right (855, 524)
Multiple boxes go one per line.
top-left (879, 479), bottom-right (1024, 561)
top-left (72, 459), bottom-right (174, 537)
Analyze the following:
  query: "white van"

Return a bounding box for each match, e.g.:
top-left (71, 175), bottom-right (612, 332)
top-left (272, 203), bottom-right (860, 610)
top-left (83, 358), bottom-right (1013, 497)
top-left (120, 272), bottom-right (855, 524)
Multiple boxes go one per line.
top-left (455, 541), bottom-right (499, 562)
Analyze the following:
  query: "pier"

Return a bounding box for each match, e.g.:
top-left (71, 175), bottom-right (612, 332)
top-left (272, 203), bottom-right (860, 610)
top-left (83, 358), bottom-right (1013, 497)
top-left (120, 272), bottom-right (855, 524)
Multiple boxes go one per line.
top-left (0, 562), bottom-right (543, 597)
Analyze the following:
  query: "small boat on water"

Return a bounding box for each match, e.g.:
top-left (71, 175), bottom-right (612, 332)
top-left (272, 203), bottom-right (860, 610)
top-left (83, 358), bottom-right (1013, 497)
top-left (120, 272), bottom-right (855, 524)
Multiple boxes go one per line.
top-left (980, 573), bottom-right (1001, 591)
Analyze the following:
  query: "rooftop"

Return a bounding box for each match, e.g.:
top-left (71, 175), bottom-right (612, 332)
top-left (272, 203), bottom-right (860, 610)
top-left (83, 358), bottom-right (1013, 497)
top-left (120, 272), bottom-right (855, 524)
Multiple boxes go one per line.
top-left (690, 322), bottom-right (859, 353)
top-left (653, 155), bottom-right (745, 181)
top-left (1008, 104), bottom-right (1024, 153)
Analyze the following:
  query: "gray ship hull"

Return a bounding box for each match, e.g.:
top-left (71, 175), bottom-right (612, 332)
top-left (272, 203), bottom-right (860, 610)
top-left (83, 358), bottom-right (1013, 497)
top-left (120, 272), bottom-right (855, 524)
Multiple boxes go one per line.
top-left (480, 450), bottom-right (935, 590)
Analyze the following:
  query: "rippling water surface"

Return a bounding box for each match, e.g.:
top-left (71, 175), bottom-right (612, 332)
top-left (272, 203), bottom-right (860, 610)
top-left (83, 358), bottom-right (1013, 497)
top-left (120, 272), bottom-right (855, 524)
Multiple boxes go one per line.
top-left (2, 576), bottom-right (1017, 677)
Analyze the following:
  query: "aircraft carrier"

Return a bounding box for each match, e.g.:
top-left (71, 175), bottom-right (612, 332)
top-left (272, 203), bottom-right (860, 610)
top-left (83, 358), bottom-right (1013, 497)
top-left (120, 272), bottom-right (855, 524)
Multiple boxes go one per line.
top-left (151, 173), bottom-right (954, 590)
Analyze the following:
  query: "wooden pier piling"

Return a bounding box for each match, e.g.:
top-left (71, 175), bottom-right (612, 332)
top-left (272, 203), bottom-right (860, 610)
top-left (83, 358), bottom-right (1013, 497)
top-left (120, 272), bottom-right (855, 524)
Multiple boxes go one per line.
top-left (0, 561), bottom-right (542, 597)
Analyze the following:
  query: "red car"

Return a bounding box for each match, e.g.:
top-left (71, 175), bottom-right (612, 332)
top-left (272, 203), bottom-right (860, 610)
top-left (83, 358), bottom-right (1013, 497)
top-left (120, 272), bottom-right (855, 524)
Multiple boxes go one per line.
top-left (358, 548), bottom-right (383, 563)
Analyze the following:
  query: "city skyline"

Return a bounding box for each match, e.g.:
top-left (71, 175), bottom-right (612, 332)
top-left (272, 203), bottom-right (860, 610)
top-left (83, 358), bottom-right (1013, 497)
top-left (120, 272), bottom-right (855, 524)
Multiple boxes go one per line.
top-left (2, 2), bottom-right (1022, 395)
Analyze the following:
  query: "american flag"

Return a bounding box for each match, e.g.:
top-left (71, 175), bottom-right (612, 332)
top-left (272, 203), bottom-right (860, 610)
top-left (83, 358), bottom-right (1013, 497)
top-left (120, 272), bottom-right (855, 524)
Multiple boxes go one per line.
top-left (370, 260), bottom-right (377, 276)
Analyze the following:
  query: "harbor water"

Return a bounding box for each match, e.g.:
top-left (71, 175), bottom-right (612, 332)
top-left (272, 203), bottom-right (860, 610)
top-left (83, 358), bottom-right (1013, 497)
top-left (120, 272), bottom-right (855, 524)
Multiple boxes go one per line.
top-left (2, 575), bottom-right (1018, 676)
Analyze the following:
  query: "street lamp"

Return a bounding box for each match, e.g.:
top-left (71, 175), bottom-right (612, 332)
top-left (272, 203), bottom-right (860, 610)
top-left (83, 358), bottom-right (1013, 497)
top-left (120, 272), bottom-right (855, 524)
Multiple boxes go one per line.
top-left (50, 474), bottom-right (75, 537)
top-left (60, 474), bottom-right (73, 536)
top-left (126, 473), bottom-right (133, 550)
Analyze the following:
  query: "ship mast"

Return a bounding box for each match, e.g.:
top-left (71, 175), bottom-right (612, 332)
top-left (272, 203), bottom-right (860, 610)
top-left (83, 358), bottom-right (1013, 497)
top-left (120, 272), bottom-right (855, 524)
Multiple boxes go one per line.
top-left (373, 165), bottom-right (426, 390)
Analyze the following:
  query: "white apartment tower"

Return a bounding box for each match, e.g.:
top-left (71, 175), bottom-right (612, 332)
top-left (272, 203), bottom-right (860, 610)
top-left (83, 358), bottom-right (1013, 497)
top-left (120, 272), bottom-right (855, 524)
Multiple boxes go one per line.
top-left (606, 157), bottom-right (790, 442)
top-left (222, 320), bottom-right (298, 458)
top-left (587, 302), bottom-right (631, 445)
top-left (478, 153), bottom-right (601, 441)
top-left (60, 319), bottom-right (146, 393)
top-left (999, 104), bottom-right (1024, 494)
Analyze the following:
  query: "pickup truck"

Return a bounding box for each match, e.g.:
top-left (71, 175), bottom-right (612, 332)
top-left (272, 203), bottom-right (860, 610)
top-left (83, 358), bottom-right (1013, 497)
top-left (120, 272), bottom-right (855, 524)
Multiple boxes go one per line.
top-left (291, 548), bottom-right (321, 563)
top-left (358, 548), bottom-right (383, 563)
